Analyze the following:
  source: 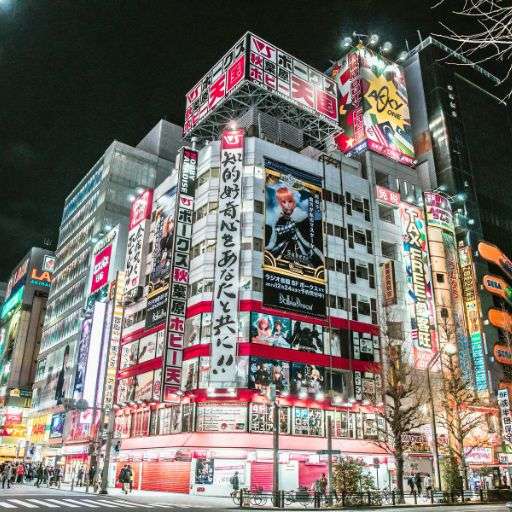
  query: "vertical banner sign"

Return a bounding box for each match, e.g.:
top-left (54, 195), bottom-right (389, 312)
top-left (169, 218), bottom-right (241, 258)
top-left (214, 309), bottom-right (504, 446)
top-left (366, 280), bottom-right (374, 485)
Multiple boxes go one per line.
top-left (400, 203), bottom-right (436, 369)
top-left (381, 260), bottom-right (397, 306)
top-left (459, 245), bottom-right (487, 391)
top-left (162, 148), bottom-right (197, 401)
top-left (103, 271), bottom-right (125, 411)
top-left (498, 388), bottom-right (512, 444)
top-left (209, 129), bottom-right (244, 385)
top-left (125, 189), bottom-right (153, 294)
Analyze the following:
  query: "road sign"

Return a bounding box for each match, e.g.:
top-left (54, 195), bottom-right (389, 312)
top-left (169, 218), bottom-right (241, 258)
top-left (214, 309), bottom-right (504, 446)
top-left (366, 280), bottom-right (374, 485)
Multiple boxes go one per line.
top-left (317, 449), bottom-right (341, 455)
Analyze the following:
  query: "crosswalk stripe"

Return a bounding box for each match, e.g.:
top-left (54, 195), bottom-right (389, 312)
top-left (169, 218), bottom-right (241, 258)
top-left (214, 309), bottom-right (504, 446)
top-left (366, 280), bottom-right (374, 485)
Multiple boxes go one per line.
top-left (7, 500), bottom-right (39, 508)
top-left (26, 500), bottom-right (60, 508)
top-left (45, 498), bottom-right (81, 508)
top-left (91, 500), bottom-right (121, 508)
top-left (62, 499), bottom-right (99, 508)
top-left (111, 499), bottom-right (149, 508)
top-left (0, 502), bottom-right (16, 509)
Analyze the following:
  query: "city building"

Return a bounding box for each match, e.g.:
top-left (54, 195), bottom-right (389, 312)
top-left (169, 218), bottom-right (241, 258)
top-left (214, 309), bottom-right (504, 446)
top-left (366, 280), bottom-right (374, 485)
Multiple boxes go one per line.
top-left (30, 120), bottom-right (182, 465)
top-left (405, 36), bottom-right (512, 398)
top-left (0, 247), bottom-right (55, 459)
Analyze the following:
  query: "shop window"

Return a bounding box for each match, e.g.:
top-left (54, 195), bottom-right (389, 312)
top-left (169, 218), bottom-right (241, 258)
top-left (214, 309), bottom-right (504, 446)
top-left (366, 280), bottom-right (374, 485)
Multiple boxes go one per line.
top-left (354, 229), bottom-right (366, 246)
top-left (356, 262), bottom-right (368, 280)
top-left (254, 238), bottom-right (264, 252)
top-left (158, 406), bottom-right (181, 435)
top-left (358, 297), bottom-right (371, 317)
top-left (323, 190), bottom-right (332, 202)
top-left (381, 241), bottom-right (397, 260)
top-left (182, 404), bottom-right (194, 432)
top-left (378, 205), bottom-right (395, 223)
top-left (326, 411), bottom-right (353, 438)
top-left (325, 258), bottom-right (335, 271)
top-left (352, 196), bottom-right (364, 214)
top-left (131, 409), bottom-right (150, 437)
top-left (334, 225), bottom-right (345, 239)
top-left (250, 403), bottom-right (273, 433)
top-left (293, 407), bottom-right (323, 437)
top-left (252, 277), bottom-right (263, 292)
top-left (326, 223), bottom-right (334, 236)
top-left (255, 200), bottom-right (264, 214)
top-left (436, 273), bottom-right (445, 283)
top-left (363, 414), bottom-right (378, 439)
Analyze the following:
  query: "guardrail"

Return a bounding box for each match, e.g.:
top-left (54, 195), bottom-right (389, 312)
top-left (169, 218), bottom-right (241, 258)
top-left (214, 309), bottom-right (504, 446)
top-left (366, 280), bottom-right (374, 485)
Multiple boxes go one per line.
top-left (232, 487), bottom-right (512, 508)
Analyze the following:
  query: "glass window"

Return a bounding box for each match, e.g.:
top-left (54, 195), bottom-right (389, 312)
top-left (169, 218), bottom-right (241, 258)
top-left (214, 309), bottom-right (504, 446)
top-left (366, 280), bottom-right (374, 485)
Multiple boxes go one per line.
top-left (249, 403), bottom-right (273, 433)
top-left (354, 230), bottom-right (366, 246)
top-left (293, 407), bottom-right (323, 436)
top-left (378, 205), bottom-right (395, 223)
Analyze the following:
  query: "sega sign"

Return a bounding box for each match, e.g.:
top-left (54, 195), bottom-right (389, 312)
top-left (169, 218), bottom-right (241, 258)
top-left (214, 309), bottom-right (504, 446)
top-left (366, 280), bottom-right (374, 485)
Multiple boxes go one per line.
top-left (90, 244), bottom-right (112, 294)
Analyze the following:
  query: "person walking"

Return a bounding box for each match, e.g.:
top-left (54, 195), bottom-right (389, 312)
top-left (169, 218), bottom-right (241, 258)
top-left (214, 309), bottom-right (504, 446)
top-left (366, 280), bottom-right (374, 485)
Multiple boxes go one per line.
top-left (415, 473), bottom-right (423, 496)
top-left (424, 474), bottom-right (432, 495)
top-left (2, 463), bottom-right (12, 489)
top-left (35, 464), bottom-right (43, 488)
top-left (15, 463), bottom-right (25, 484)
top-left (118, 465), bottom-right (128, 494)
top-left (230, 471), bottom-right (240, 494)
top-left (76, 466), bottom-right (84, 487)
top-left (407, 475), bottom-right (415, 495)
top-left (126, 465), bottom-right (133, 493)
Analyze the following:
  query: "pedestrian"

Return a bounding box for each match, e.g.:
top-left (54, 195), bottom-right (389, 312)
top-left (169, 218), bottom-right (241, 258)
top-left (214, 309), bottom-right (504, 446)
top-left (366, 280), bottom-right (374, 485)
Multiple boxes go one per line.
top-left (16, 463), bottom-right (25, 484)
top-left (42, 466), bottom-right (48, 485)
top-left (76, 466), bottom-right (84, 487)
top-left (424, 474), bottom-right (432, 495)
top-left (118, 465), bottom-right (128, 494)
top-left (230, 471), bottom-right (240, 493)
top-left (35, 464), bottom-right (43, 488)
top-left (1, 463), bottom-right (12, 489)
top-left (88, 465), bottom-right (96, 486)
top-left (318, 473), bottom-right (327, 496)
top-left (407, 475), bottom-right (415, 494)
top-left (126, 465), bottom-right (133, 493)
top-left (415, 473), bottom-right (422, 496)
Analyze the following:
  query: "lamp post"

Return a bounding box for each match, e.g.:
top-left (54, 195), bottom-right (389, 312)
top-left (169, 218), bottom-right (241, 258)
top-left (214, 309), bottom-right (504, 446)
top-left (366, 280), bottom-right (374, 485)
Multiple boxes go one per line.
top-left (426, 351), bottom-right (442, 491)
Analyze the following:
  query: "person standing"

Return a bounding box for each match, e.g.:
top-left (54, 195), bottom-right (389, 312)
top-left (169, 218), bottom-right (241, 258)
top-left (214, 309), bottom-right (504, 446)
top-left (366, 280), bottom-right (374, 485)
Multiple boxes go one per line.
top-left (407, 475), bottom-right (415, 494)
top-left (230, 471), bottom-right (240, 494)
top-left (319, 473), bottom-right (328, 497)
top-left (16, 463), bottom-right (25, 484)
top-left (126, 465), bottom-right (133, 493)
top-left (424, 474), bottom-right (432, 495)
top-left (2, 464), bottom-right (12, 489)
top-left (76, 466), bottom-right (84, 487)
top-left (118, 465), bottom-right (128, 494)
top-left (35, 464), bottom-right (43, 488)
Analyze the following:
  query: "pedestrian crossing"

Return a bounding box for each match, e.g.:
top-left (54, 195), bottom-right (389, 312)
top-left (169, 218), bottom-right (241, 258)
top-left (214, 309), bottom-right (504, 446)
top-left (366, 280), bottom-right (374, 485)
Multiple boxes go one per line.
top-left (0, 498), bottom-right (216, 509)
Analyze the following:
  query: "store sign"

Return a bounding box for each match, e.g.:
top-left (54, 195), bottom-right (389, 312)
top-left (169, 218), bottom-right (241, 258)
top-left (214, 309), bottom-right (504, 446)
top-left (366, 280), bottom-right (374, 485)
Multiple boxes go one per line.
top-left (381, 260), bottom-right (397, 306)
top-left (5, 258), bottom-right (29, 301)
top-left (489, 308), bottom-right (512, 334)
top-left (184, 32), bottom-right (338, 135)
top-left (400, 204), bottom-right (435, 369)
top-left (263, 157), bottom-right (325, 317)
top-left (498, 388), bottom-right (512, 444)
top-left (424, 192), bottom-right (453, 232)
top-left (330, 46), bottom-right (415, 167)
top-left (145, 289), bottom-right (168, 330)
top-left (49, 413), bottom-right (65, 438)
top-left (125, 190), bottom-right (153, 293)
top-left (483, 274), bottom-right (512, 305)
top-left (209, 129), bottom-right (244, 386)
top-left (478, 241), bottom-right (512, 282)
top-left (72, 315), bottom-right (93, 400)
top-left (103, 272), bottom-right (125, 411)
top-left (375, 185), bottom-right (400, 208)
top-left (90, 244), bottom-right (112, 293)
top-left (162, 148), bottom-right (197, 401)
top-left (459, 245), bottom-right (487, 391)
top-left (464, 446), bottom-right (493, 464)
top-left (1, 286), bottom-right (24, 320)
top-left (196, 403), bottom-right (247, 432)
top-left (494, 344), bottom-right (512, 366)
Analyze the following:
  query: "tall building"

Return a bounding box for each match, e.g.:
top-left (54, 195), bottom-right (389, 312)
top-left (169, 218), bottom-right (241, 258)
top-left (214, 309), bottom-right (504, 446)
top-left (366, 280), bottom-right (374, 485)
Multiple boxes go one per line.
top-left (0, 248), bottom-right (55, 459)
top-left (404, 36), bottom-right (512, 396)
top-left (102, 32), bottom-right (449, 494)
top-left (30, 121), bottom-right (182, 463)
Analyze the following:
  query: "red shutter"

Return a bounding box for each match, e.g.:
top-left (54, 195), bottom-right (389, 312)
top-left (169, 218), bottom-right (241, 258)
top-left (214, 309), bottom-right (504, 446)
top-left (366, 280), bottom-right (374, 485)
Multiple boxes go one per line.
top-left (141, 461), bottom-right (190, 493)
top-left (250, 461), bottom-right (273, 492)
top-left (298, 462), bottom-right (327, 490)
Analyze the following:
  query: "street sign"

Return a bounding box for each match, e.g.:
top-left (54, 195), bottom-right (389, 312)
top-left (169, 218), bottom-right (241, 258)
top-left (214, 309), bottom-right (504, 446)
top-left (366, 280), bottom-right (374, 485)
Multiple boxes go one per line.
top-left (317, 450), bottom-right (341, 455)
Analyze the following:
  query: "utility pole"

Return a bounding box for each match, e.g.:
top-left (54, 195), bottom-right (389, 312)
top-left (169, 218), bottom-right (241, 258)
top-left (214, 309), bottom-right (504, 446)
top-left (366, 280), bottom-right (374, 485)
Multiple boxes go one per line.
top-left (271, 385), bottom-right (279, 507)
top-left (99, 409), bottom-right (115, 494)
top-left (427, 352), bottom-right (442, 491)
top-left (327, 416), bottom-right (333, 504)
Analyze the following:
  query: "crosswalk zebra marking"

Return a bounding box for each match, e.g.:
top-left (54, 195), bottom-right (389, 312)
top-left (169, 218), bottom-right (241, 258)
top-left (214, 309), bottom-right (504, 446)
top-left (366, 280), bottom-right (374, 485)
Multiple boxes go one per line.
top-left (7, 501), bottom-right (39, 509)
top-left (111, 499), bottom-right (149, 508)
top-left (0, 502), bottom-right (16, 509)
top-left (90, 499), bottom-right (121, 508)
top-left (44, 499), bottom-right (80, 508)
top-left (61, 499), bottom-right (99, 508)
top-left (25, 500), bottom-right (60, 508)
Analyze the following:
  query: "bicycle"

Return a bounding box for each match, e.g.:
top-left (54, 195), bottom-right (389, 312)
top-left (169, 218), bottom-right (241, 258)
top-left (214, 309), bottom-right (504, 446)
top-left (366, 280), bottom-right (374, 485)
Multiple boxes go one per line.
top-left (250, 487), bottom-right (268, 506)
top-left (231, 489), bottom-right (242, 506)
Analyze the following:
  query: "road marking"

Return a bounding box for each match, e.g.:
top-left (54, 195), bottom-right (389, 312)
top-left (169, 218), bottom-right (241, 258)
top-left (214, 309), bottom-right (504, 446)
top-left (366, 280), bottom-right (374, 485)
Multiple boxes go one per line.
top-left (111, 499), bottom-right (150, 508)
top-left (7, 500), bottom-right (39, 508)
top-left (0, 503), bottom-right (16, 509)
top-left (26, 500), bottom-right (60, 508)
top-left (61, 499), bottom-right (99, 508)
top-left (93, 500), bottom-right (122, 508)
top-left (45, 498), bottom-right (81, 508)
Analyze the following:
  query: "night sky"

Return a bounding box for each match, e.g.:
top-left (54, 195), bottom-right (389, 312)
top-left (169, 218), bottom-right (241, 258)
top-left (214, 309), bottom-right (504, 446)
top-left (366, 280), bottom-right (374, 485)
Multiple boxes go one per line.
top-left (0, 0), bottom-right (503, 280)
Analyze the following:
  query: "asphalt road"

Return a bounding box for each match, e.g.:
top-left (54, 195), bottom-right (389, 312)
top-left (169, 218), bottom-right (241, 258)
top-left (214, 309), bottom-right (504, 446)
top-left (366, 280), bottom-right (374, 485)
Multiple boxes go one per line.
top-left (0, 485), bottom-right (508, 511)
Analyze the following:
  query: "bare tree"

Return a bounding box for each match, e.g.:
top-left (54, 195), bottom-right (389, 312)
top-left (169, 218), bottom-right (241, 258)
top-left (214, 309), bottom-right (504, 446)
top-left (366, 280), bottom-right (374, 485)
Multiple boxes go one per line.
top-left (437, 350), bottom-right (486, 489)
top-left (377, 312), bottom-right (427, 500)
top-left (432, 0), bottom-right (512, 98)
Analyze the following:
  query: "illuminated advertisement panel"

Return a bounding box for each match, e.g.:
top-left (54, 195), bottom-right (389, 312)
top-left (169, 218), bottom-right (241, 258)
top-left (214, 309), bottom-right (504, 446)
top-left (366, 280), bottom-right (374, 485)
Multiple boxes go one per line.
top-left (478, 241), bottom-right (512, 282)
top-left (184, 32), bottom-right (338, 135)
top-left (263, 158), bottom-right (325, 317)
top-left (330, 47), bottom-right (415, 166)
top-left (459, 245), bottom-right (487, 391)
top-left (125, 189), bottom-right (153, 294)
top-left (399, 203), bottom-right (435, 368)
top-left (208, 130), bottom-right (244, 386)
top-left (498, 388), bottom-right (512, 444)
top-left (483, 274), bottom-right (512, 305)
top-left (162, 148), bottom-right (197, 401)
top-left (90, 244), bottom-right (112, 294)
top-left (424, 192), bottom-right (453, 232)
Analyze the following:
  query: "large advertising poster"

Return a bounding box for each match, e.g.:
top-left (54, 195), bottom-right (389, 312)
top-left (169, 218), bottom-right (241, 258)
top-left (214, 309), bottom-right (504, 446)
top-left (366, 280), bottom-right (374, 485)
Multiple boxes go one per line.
top-left (330, 47), bottom-right (415, 167)
top-left (459, 245), bottom-right (487, 391)
top-left (263, 158), bottom-right (325, 317)
top-left (400, 203), bottom-right (436, 369)
top-left (424, 192), bottom-right (453, 232)
top-left (148, 185), bottom-right (177, 296)
top-left (208, 129), bottom-right (244, 386)
top-left (162, 148), bottom-right (197, 401)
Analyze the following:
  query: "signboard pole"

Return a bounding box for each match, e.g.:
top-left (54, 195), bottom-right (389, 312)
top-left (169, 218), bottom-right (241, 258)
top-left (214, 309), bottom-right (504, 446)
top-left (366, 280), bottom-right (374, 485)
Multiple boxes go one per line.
top-left (272, 397), bottom-right (279, 507)
top-left (327, 415), bottom-right (333, 504)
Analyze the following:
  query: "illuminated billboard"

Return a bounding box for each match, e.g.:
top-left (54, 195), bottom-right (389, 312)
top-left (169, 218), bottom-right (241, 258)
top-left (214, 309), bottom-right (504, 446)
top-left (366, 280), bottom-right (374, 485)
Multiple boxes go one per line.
top-left (399, 203), bottom-right (436, 368)
top-left (329, 46), bottom-right (415, 166)
top-left (184, 32), bottom-right (338, 135)
top-left (424, 192), bottom-right (453, 232)
top-left (263, 158), bottom-right (325, 317)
